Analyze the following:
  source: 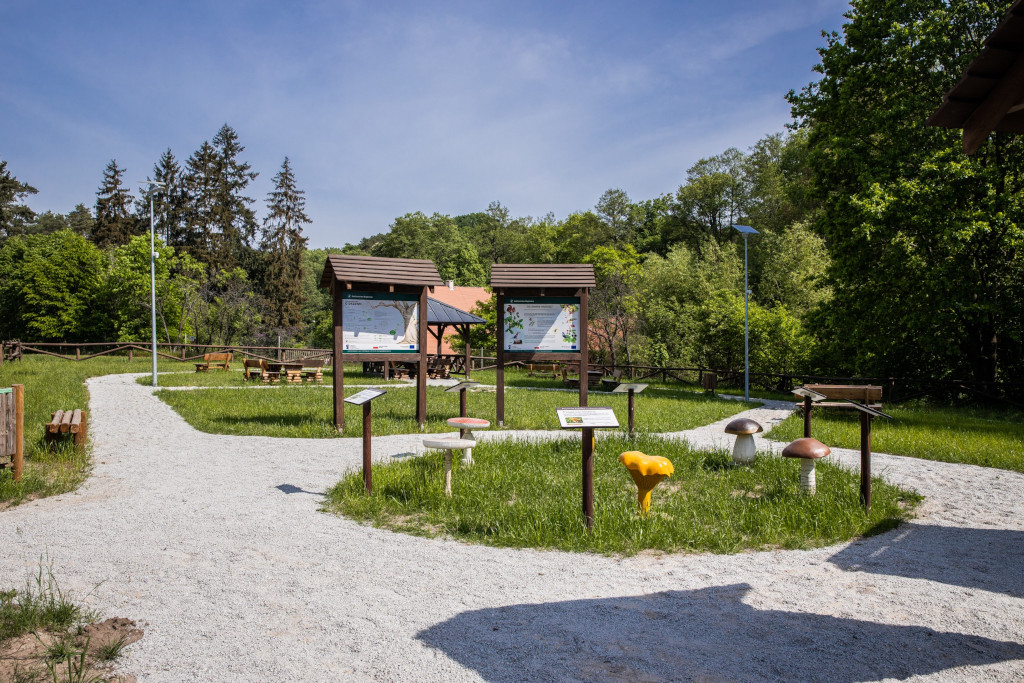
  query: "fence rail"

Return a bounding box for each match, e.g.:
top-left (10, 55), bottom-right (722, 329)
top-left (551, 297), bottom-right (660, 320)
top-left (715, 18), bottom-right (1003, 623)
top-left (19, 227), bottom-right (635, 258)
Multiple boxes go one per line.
top-left (4, 341), bottom-right (1020, 405)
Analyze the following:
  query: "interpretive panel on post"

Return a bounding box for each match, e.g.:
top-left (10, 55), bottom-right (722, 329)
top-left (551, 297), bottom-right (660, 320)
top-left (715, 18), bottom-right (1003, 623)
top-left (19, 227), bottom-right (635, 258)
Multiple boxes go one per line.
top-left (556, 407), bottom-right (619, 429)
top-left (343, 292), bottom-right (419, 353)
top-left (344, 389), bottom-right (387, 405)
top-left (502, 297), bottom-right (580, 352)
top-left (612, 383), bottom-right (649, 394)
top-left (445, 381), bottom-right (481, 393)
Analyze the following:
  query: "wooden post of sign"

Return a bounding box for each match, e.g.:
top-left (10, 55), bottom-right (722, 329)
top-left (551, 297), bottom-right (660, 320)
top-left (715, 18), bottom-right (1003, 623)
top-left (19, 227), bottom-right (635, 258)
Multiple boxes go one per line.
top-left (417, 287), bottom-right (428, 427)
top-left (13, 384), bottom-right (24, 482)
top-left (582, 426), bottom-right (594, 531)
top-left (803, 395), bottom-right (812, 438)
top-left (860, 411), bottom-right (872, 509)
top-left (496, 291), bottom-right (505, 426)
top-left (363, 402), bottom-right (372, 493)
top-left (332, 285), bottom-right (345, 431)
top-left (579, 289), bottom-right (589, 408)
top-left (628, 388), bottom-right (636, 438)
top-left (459, 387), bottom-right (468, 438)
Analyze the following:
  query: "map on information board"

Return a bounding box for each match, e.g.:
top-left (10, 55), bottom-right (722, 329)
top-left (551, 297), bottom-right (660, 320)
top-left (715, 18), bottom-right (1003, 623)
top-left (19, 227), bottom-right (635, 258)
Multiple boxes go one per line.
top-left (343, 292), bottom-right (419, 353)
top-left (503, 297), bottom-right (580, 352)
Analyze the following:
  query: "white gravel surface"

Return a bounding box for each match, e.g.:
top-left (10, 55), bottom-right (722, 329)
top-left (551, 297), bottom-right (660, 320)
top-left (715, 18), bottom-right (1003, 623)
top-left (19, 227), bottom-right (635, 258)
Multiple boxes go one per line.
top-left (3, 373), bottom-right (1023, 681)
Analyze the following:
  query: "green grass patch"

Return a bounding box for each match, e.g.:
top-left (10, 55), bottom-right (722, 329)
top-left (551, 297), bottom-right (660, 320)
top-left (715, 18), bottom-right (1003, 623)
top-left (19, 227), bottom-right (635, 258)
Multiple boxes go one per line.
top-left (324, 434), bottom-right (920, 555)
top-left (0, 354), bottom-right (188, 507)
top-left (156, 385), bottom-right (757, 438)
top-left (0, 561), bottom-right (94, 643)
top-left (766, 401), bottom-right (1024, 473)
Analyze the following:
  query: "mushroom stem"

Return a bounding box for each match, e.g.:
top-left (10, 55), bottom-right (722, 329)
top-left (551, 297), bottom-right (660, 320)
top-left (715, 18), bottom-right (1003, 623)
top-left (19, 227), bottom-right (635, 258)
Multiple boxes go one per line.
top-left (732, 433), bottom-right (757, 465)
top-left (800, 459), bottom-right (816, 494)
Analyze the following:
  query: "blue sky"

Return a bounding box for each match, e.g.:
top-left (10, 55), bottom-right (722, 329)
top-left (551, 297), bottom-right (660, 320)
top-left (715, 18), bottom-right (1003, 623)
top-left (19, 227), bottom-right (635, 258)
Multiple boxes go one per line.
top-left (1, 0), bottom-right (849, 248)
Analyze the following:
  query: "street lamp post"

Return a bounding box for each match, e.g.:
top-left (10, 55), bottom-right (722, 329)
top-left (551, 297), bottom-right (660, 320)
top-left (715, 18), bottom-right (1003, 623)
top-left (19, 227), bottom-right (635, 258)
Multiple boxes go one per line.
top-left (732, 225), bottom-right (758, 402)
top-left (139, 180), bottom-right (166, 387)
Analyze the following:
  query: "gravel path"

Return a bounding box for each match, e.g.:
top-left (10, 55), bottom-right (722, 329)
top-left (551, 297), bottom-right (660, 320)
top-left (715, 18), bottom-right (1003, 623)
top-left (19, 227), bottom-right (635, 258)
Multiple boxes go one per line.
top-left (3, 374), bottom-right (1023, 682)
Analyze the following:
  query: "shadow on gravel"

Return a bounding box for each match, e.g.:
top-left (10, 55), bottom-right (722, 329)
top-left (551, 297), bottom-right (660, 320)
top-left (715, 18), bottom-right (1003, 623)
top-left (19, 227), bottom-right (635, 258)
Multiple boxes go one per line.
top-left (830, 523), bottom-right (1024, 597)
top-left (275, 484), bottom-right (324, 496)
top-left (417, 584), bottom-right (1024, 682)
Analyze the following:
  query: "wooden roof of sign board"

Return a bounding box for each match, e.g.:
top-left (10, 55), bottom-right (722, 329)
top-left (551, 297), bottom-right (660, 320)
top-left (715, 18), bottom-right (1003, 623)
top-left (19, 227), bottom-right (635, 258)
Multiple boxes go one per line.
top-left (490, 264), bottom-right (595, 289)
top-left (927, 0), bottom-right (1024, 153)
top-left (320, 255), bottom-right (445, 289)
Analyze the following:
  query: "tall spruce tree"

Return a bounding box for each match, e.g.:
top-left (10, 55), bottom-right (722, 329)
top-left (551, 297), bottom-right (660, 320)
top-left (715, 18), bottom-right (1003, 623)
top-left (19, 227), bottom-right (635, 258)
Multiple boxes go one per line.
top-left (210, 124), bottom-right (258, 273)
top-left (260, 157), bottom-right (309, 331)
top-left (142, 149), bottom-right (187, 246)
top-left (0, 158), bottom-right (38, 241)
top-left (182, 140), bottom-right (218, 264)
top-left (93, 159), bottom-right (138, 249)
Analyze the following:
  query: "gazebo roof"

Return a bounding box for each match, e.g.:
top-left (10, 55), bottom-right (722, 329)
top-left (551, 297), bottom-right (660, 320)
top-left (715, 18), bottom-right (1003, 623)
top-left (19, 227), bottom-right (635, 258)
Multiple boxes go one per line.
top-left (426, 298), bottom-right (485, 326)
top-left (927, 0), bottom-right (1024, 153)
top-left (490, 264), bottom-right (595, 289)
top-left (320, 254), bottom-right (444, 289)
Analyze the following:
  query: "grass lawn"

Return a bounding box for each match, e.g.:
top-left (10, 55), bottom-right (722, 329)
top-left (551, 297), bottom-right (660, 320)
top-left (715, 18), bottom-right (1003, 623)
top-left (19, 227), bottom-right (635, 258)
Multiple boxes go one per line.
top-left (766, 401), bottom-right (1024, 473)
top-left (0, 354), bottom-right (185, 507)
top-left (156, 384), bottom-right (758, 438)
top-left (324, 434), bottom-right (920, 555)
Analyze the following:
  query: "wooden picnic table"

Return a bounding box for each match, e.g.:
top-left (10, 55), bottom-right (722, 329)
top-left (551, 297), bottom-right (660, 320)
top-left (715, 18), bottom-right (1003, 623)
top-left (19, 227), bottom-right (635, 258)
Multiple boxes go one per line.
top-left (267, 362), bottom-right (304, 383)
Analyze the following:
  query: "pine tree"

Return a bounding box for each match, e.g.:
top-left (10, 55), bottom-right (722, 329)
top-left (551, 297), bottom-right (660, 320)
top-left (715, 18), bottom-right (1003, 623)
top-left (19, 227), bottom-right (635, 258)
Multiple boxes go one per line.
top-left (0, 158), bottom-right (38, 241)
top-left (260, 157), bottom-right (309, 331)
top-left (93, 160), bottom-right (138, 249)
top-left (210, 124), bottom-right (258, 273)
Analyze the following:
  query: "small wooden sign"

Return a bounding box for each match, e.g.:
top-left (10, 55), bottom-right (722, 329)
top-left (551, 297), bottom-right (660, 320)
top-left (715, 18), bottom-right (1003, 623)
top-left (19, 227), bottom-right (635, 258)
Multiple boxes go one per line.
top-left (793, 387), bottom-right (828, 401)
top-left (556, 407), bottom-right (619, 429)
top-left (842, 399), bottom-right (893, 419)
top-left (611, 383), bottom-right (648, 394)
top-left (345, 388), bottom-right (387, 405)
top-left (445, 381), bottom-right (481, 393)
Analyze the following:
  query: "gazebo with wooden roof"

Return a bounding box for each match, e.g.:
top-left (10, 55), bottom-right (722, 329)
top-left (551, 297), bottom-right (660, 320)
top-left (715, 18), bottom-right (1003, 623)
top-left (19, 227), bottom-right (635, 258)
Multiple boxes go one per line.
top-left (320, 255), bottom-right (444, 429)
top-left (928, 0), bottom-right (1024, 154)
top-left (490, 263), bottom-right (596, 425)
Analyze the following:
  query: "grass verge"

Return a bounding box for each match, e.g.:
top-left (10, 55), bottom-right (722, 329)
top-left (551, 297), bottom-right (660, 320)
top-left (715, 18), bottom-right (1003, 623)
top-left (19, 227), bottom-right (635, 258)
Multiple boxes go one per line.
top-left (766, 401), bottom-right (1024, 473)
top-left (156, 385), bottom-right (757, 438)
top-left (324, 434), bottom-right (920, 555)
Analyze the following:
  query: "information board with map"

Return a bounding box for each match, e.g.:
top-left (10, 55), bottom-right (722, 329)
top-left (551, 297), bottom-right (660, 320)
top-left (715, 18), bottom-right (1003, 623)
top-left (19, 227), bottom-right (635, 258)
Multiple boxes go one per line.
top-left (502, 297), bottom-right (580, 352)
top-left (342, 291), bottom-right (419, 353)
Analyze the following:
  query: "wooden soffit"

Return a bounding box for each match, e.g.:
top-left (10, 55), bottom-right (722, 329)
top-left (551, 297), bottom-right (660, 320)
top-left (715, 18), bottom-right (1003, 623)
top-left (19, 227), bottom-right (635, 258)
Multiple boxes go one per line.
top-left (927, 0), bottom-right (1024, 154)
top-left (319, 255), bottom-right (444, 290)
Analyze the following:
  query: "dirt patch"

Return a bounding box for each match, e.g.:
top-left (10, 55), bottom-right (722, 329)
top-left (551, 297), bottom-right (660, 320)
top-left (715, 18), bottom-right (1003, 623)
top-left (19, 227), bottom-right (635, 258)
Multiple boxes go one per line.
top-left (0, 617), bottom-right (143, 682)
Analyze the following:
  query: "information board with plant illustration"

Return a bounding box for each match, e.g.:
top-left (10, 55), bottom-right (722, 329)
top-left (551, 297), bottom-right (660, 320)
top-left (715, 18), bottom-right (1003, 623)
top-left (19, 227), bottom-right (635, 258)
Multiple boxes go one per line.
top-left (342, 291), bottom-right (419, 352)
top-left (502, 297), bottom-right (580, 352)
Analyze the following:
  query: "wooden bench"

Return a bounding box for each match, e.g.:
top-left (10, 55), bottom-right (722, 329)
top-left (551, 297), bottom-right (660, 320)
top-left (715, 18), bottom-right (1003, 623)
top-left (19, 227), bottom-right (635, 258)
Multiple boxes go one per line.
top-left (243, 358), bottom-right (265, 381)
top-left (300, 358), bottom-right (325, 383)
top-left (195, 352), bottom-right (232, 372)
top-left (45, 409), bottom-right (87, 449)
top-left (528, 363), bottom-right (559, 379)
top-left (796, 384), bottom-right (883, 410)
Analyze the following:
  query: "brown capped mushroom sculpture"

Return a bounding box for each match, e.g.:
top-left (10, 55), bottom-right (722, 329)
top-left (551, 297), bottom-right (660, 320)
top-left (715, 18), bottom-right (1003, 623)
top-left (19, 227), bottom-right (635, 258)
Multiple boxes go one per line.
top-left (782, 437), bottom-right (831, 494)
top-left (724, 417), bottom-right (763, 465)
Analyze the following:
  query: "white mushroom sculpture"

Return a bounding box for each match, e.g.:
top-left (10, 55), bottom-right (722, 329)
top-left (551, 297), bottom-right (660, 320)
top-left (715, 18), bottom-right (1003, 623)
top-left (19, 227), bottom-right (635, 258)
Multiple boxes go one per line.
top-left (782, 437), bottom-right (831, 494)
top-left (724, 417), bottom-right (763, 465)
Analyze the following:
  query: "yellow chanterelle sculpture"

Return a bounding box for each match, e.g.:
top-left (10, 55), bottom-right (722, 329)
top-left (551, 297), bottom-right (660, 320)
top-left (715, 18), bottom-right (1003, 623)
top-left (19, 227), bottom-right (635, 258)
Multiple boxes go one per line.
top-left (618, 451), bottom-right (674, 514)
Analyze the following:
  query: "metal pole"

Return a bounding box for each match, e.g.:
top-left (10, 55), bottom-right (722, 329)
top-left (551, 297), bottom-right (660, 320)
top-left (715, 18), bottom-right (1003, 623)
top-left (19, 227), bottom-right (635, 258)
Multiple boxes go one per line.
top-left (743, 233), bottom-right (750, 402)
top-left (150, 191), bottom-right (158, 387)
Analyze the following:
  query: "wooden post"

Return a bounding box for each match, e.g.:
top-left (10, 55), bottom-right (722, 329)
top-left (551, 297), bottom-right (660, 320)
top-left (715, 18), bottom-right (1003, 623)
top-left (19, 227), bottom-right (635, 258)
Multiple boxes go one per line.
top-left (628, 388), bottom-right (635, 438)
top-left (75, 347), bottom-right (80, 360)
top-left (128, 347), bottom-right (133, 362)
top-left (582, 426), bottom-right (594, 531)
top-left (13, 384), bottom-right (23, 482)
top-left (416, 287), bottom-right (428, 427)
top-left (803, 395), bottom-right (812, 438)
top-left (332, 285), bottom-right (345, 431)
top-left (363, 402), bottom-right (372, 494)
top-left (496, 290), bottom-right (505, 426)
top-left (580, 288), bottom-right (589, 408)
top-left (860, 411), bottom-right (872, 509)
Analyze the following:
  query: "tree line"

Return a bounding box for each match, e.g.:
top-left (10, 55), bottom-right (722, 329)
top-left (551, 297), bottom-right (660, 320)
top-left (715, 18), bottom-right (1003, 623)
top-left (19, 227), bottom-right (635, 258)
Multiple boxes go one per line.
top-left (2, 0), bottom-right (1023, 389)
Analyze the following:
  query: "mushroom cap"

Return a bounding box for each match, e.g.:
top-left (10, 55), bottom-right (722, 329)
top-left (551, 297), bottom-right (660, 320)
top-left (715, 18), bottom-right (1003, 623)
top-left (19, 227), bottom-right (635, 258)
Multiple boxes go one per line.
top-left (725, 418), bottom-right (763, 435)
top-left (782, 438), bottom-right (830, 460)
top-left (618, 451), bottom-right (674, 477)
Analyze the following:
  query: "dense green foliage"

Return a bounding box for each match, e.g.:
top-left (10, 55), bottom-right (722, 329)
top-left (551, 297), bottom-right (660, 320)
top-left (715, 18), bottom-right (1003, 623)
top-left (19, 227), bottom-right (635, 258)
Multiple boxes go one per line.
top-left (325, 434), bottom-right (919, 555)
top-left (788, 0), bottom-right (1024, 385)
